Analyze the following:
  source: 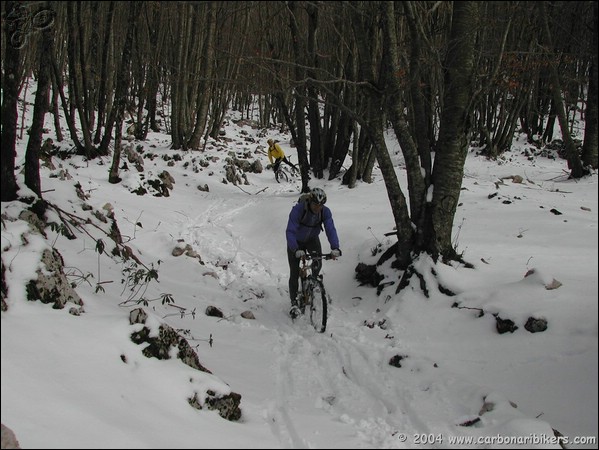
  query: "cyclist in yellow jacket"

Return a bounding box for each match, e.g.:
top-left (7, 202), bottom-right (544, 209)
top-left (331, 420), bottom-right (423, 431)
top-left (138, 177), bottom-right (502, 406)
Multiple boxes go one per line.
top-left (267, 139), bottom-right (298, 181)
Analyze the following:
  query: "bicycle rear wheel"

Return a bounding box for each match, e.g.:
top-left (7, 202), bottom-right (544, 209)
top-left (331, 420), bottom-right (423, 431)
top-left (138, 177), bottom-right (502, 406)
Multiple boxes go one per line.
top-left (306, 278), bottom-right (327, 333)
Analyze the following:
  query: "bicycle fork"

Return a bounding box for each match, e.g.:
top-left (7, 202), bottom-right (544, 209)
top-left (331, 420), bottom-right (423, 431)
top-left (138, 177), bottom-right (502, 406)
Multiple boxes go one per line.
top-left (298, 259), bottom-right (321, 312)
top-left (298, 269), bottom-right (310, 313)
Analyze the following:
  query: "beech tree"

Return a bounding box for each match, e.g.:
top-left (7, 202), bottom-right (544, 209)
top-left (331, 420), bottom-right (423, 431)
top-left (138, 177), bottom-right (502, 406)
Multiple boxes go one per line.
top-left (25, 2), bottom-right (55, 197)
top-left (0, 1), bottom-right (21, 202)
top-left (582, 1), bottom-right (598, 169)
top-left (2, 2), bottom-right (595, 298)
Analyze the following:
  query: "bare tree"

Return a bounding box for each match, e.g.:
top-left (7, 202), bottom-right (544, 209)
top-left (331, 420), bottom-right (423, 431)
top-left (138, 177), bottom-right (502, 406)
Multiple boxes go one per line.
top-left (287, 1), bottom-right (311, 193)
top-left (66, 2), bottom-right (94, 157)
top-left (348, 1), bottom-right (479, 289)
top-left (25, 3), bottom-right (55, 197)
top-left (187, 2), bottom-right (217, 149)
top-left (426, 1), bottom-right (479, 260)
top-left (1, 2), bottom-right (22, 202)
top-left (306, 2), bottom-right (323, 178)
top-left (3, 1), bottom-right (594, 285)
top-left (582, 0), bottom-right (598, 169)
top-left (107, 2), bottom-right (140, 183)
top-left (93, 1), bottom-right (115, 144)
top-left (402, 1), bottom-right (432, 186)
top-left (540, 2), bottom-right (586, 178)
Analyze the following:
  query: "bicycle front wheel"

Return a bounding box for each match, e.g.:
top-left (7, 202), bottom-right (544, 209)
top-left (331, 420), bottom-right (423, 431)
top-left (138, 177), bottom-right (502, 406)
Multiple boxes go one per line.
top-left (307, 278), bottom-right (327, 333)
top-left (277, 169), bottom-right (289, 183)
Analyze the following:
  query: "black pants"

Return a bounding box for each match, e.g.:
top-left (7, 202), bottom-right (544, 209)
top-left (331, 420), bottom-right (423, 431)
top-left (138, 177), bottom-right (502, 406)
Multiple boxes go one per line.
top-left (274, 157), bottom-right (297, 174)
top-left (287, 237), bottom-right (322, 304)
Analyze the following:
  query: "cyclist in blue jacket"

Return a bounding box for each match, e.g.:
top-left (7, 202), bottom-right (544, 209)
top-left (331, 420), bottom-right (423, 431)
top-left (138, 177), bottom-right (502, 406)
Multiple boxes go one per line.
top-left (285, 187), bottom-right (341, 318)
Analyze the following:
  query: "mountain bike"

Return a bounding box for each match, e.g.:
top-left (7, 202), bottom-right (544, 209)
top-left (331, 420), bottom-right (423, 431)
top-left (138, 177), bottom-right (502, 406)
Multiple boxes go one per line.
top-left (273, 157), bottom-right (298, 183)
top-left (294, 251), bottom-right (335, 333)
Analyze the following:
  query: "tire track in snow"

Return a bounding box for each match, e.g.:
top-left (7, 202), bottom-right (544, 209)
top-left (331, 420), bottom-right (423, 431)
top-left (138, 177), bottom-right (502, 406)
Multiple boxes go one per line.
top-left (266, 332), bottom-right (314, 448)
top-left (177, 195), bottom-right (282, 289)
top-left (262, 320), bottom-right (419, 448)
top-left (173, 186), bottom-right (455, 447)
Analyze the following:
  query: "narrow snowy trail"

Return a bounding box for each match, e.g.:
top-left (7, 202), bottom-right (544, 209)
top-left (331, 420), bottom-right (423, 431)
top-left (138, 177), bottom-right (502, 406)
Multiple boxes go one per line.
top-left (140, 154), bottom-right (589, 449)
top-left (157, 179), bottom-right (414, 447)
top-left (162, 181), bottom-right (474, 449)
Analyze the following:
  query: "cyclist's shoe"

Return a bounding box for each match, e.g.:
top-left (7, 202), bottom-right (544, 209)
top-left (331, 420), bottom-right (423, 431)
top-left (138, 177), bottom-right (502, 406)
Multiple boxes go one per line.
top-left (289, 305), bottom-right (301, 319)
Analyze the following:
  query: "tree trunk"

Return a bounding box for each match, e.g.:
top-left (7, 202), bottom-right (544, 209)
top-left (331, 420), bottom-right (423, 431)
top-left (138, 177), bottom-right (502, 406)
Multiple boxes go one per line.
top-left (428, 1), bottom-right (478, 260)
top-left (144, 3), bottom-right (162, 135)
top-left (94, 1), bottom-right (115, 144)
top-left (50, 56), bottom-right (84, 152)
top-left (542, 102), bottom-right (557, 143)
top-left (403, 1), bottom-right (432, 186)
top-left (351, 1), bottom-right (415, 269)
top-left (287, 1), bottom-right (310, 193)
top-left (170, 4), bottom-right (193, 150)
top-left (187, 2), bottom-right (217, 150)
top-left (582, 1), bottom-right (598, 169)
top-left (25, 3), bottom-right (55, 197)
top-left (346, 121), bottom-right (360, 188)
top-left (108, 117), bottom-right (123, 184)
top-left (328, 109), bottom-right (352, 179)
top-left (306, 2), bottom-right (323, 179)
top-left (50, 80), bottom-right (63, 142)
top-left (382, 1), bottom-right (427, 232)
top-left (106, 1), bottom-right (139, 182)
top-left (540, 2), bottom-right (586, 178)
top-left (322, 88), bottom-right (340, 168)
top-left (66, 2), bottom-right (94, 158)
top-left (76, 2), bottom-right (93, 131)
top-left (372, 117), bottom-right (415, 270)
top-left (0, 1), bottom-right (21, 202)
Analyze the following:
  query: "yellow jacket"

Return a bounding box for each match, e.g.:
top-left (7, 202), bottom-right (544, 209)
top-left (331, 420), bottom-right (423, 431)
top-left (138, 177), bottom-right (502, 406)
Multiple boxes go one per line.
top-left (268, 143), bottom-right (286, 164)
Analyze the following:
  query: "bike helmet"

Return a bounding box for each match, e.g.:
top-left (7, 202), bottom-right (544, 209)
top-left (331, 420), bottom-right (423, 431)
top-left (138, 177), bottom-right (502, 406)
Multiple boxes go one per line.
top-left (310, 187), bottom-right (327, 205)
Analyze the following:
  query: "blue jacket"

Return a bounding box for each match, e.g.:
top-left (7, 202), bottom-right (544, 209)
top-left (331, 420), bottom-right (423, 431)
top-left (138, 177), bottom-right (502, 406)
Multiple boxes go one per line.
top-left (286, 201), bottom-right (340, 251)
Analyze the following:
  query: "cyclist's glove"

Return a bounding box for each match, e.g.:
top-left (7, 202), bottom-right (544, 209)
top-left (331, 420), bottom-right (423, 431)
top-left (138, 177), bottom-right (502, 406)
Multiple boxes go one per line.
top-left (295, 250), bottom-right (306, 259)
top-left (331, 249), bottom-right (341, 258)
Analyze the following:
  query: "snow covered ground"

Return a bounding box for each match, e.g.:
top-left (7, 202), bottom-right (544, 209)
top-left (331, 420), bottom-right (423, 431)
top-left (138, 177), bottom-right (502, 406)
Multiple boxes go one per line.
top-left (2, 110), bottom-right (597, 449)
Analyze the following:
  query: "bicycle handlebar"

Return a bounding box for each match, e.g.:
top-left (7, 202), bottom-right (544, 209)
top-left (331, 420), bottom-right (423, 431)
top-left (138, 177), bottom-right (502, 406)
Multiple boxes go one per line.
top-left (302, 251), bottom-right (340, 261)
